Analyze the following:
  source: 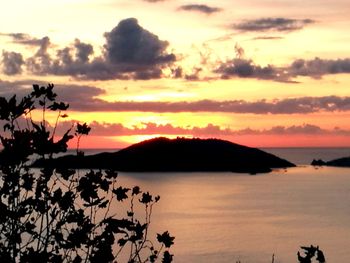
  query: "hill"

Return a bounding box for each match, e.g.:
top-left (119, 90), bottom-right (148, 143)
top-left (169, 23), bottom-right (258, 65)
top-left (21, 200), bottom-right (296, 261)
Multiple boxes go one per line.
top-left (311, 156), bottom-right (350, 167)
top-left (34, 137), bottom-right (295, 173)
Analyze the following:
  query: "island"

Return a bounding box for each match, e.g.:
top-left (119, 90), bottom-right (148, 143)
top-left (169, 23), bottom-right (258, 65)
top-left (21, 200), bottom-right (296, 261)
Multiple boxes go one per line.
top-left (34, 137), bottom-right (296, 174)
top-left (311, 156), bottom-right (350, 167)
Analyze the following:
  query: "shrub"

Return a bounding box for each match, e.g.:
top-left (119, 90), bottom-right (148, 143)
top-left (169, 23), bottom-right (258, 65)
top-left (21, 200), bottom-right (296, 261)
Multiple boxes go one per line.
top-left (0, 84), bottom-right (174, 262)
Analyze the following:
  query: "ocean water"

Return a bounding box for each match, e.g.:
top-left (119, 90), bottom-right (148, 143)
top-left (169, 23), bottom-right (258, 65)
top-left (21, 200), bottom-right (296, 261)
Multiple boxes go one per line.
top-left (263, 147), bottom-right (350, 165)
top-left (117, 167), bottom-right (350, 263)
top-left (65, 148), bottom-right (350, 262)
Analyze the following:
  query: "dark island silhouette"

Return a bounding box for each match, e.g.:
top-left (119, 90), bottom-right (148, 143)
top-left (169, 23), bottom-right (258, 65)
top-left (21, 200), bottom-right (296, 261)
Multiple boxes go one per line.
top-left (311, 156), bottom-right (350, 167)
top-left (34, 137), bottom-right (295, 173)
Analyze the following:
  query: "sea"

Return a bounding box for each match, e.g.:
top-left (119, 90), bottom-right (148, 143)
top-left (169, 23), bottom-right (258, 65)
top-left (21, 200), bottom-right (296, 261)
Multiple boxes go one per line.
top-left (75, 148), bottom-right (350, 262)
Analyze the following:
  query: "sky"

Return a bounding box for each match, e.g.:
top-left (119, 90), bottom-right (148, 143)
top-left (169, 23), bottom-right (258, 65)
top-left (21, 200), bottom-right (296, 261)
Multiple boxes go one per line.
top-left (1, 0), bottom-right (350, 148)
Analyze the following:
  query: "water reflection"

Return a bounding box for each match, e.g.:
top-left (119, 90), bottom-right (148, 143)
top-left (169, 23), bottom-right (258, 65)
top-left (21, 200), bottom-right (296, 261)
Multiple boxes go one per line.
top-left (115, 166), bottom-right (350, 263)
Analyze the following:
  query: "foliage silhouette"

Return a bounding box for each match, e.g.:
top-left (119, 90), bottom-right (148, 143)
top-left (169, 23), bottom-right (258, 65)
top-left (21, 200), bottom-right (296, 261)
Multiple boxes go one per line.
top-left (297, 245), bottom-right (326, 263)
top-left (0, 84), bottom-right (174, 262)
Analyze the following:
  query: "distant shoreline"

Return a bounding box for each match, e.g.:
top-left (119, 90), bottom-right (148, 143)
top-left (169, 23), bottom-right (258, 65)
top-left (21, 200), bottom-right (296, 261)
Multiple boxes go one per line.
top-left (61, 147), bottom-right (350, 166)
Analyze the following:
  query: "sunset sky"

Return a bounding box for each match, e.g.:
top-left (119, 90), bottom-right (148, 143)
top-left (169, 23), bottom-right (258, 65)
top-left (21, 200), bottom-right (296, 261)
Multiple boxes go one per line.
top-left (1, 0), bottom-right (350, 148)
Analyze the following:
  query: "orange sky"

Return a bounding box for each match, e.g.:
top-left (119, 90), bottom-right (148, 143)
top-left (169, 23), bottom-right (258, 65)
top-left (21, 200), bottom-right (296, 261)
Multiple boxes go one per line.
top-left (1, 0), bottom-right (350, 148)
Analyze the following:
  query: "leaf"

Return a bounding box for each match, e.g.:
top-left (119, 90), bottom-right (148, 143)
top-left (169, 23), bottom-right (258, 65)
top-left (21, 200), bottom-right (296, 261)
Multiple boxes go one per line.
top-left (100, 179), bottom-right (110, 192)
top-left (98, 200), bottom-right (109, 208)
top-left (51, 188), bottom-right (63, 204)
top-left (75, 122), bottom-right (91, 136)
top-left (24, 222), bottom-right (36, 234)
top-left (155, 195), bottom-right (160, 202)
top-left (21, 174), bottom-right (34, 191)
top-left (117, 238), bottom-right (128, 246)
top-left (55, 168), bottom-right (75, 180)
top-left (162, 251), bottom-right (173, 263)
top-left (132, 186), bottom-right (141, 196)
top-left (140, 192), bottom-right (152, 204)
top-left (105, 169), bottom-right (118, 179)
top-left (48, 102), bottom-right (69, 111)
top-left (72, 255), bottom-right (82, 263)
top-left (157, 231), bottom-right (175, 248)
top-left (113, 187), bottom-right (130, 201)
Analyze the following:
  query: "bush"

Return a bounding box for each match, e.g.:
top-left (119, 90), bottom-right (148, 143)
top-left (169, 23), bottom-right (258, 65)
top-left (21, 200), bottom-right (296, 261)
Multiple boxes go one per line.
top-left (0, 84), bottom-right (174, 262)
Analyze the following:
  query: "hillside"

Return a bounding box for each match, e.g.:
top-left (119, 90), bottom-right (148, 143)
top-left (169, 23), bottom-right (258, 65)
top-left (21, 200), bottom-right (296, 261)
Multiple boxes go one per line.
top-left (34, 137), bottom-right (295, 173)
top-left (312, 156), bottom-right (350, 167)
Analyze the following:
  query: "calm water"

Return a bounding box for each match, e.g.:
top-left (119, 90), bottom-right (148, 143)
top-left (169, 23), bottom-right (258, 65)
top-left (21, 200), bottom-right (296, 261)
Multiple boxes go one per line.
top-left (116, 167), bottom-right (350, 263)
top-left (66, 148), bottom-right (350, 262)
top-left (263, 147), bottom-right (350, 165)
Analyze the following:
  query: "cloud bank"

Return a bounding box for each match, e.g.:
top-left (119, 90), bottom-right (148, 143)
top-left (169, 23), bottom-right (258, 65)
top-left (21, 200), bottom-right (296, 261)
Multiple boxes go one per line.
top-left (2, 80), bottom-right (350, 114)
top-left (1, 18), bottom-right (176, 80)
top-left (67, 121), bottom-right (350, 137)
top-left (215, 57), bottom-right (350, 81)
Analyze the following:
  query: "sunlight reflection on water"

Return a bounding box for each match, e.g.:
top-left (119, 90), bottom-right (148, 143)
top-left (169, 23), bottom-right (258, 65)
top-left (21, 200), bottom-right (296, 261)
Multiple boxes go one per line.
top-left (114, 166), bottom-right (350, 263)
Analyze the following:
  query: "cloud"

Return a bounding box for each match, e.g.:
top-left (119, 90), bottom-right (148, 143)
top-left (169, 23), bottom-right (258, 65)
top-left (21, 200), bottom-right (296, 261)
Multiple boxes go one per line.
top-left (66, 96), bottom-right (350, 114)
top-left (233, 18), bottom-right (315, 32)
top-left (3, 18), bottom-right (176, 80)
top-left (289, 57), bottom-right (350, 78)
top-left (178, 4), bottom-right (222, 14)
top-left (74, 39), bottom-right (94, 63)
top-left (63, 121), bottom-right (350, 137)
top-left (101, 18), bottom-right (176, 79)
top-left (252, 36), bottom-right (284, 40)
top-left (3, 80), bottom-right (350, 114)
top-left (214, 55), bottom-right (350, 82)
top-left (0, 80), bottom-right (105, 107)
top-left (48, 93), bottom-right (350, 114)
top-left (25, 36), bottom-right (52, 74)
top-left (1, 51), bottom-right (24, 75)
top-left (0, 33), bottom-right (45, 46)
top-left (215, 58), bottom-right (278, 80)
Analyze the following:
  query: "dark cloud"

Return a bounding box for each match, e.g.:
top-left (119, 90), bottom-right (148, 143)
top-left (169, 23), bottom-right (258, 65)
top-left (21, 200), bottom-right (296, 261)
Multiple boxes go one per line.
top-left (215, 55), bottom-right (350, 82)
top-left (25, 37), bottom-right (52, 74)
top-left (215, 58), bottom-right (278, 80)
top-left (101, 18), bottom-right (175, 79)
top-left (233, 18), bottom-right (315, 32)
top-left (0, 33), bottom-right (45, 46)
top-left (20, 18), bottom-right (176, 80)
top-left (289, 57), bottom-right (350, 78)
top-left (104, 18), bottom-right (173, 65)
top-left (74, 39), bottom-right (94, 63)
top-left (1, 51), bottom-right (24, 75)
top-left (178, 4), bottom-right (222, 14)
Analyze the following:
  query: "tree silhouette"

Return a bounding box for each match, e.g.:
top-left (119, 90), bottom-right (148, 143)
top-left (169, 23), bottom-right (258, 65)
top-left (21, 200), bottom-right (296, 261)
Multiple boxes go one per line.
top-left (0, 84), bottom-right (174, 262)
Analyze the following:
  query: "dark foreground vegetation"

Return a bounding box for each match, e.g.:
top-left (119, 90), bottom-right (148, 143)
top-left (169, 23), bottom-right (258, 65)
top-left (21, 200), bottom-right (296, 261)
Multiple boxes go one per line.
top-left (0, 84), bottom-right (174, 262)
top-left (34, 137), bottom-right (295, 174)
